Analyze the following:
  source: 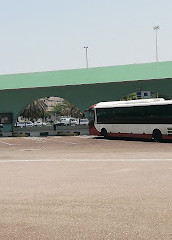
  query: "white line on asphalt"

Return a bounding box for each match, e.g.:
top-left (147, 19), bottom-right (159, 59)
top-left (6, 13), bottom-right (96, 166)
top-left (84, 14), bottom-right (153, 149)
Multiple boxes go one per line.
top-left (0, 140), bottom-right (19, 146)
top-left (0, 159), bottom-right (172, 163)
top-left (18, 149), bottom-right (43, 151)
top-left (41, 138), bottom-right (80, 145)
top-left (43, 139), bottom-right (79, 145)
top-left (59, 141), bottom-right (79, 145)
top-left (24, 137), bottom-right (79, 144)
top-left (24, 137), bottom-right (48, 143)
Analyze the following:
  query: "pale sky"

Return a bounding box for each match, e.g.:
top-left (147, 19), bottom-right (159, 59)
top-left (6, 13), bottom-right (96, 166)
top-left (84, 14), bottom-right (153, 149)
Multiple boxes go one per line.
top-left (0, 0), bottom-right (172, 74)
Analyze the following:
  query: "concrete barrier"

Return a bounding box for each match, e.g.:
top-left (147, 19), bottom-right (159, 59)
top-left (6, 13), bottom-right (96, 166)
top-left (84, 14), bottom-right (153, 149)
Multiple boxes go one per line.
top-left (12, 125), bottom-right (89, 137)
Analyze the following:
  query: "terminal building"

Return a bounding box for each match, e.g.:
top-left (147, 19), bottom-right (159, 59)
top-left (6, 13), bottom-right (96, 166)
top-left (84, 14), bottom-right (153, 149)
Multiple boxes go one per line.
top-left (1, 60), bottom-right (172, 133)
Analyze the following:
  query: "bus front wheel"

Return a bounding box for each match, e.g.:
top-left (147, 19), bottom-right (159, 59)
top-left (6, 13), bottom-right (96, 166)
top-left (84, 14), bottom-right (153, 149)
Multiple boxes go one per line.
top-left (152, 129), bottom-right (162, 142)
top-left (101, 128), bottom-right (108, 139)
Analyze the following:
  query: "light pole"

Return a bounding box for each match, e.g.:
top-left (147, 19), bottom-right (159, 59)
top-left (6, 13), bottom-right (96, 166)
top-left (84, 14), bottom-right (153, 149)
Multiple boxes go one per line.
top-left (153, 26), bottom-right (160, 62)
top-left (84, 46), bottom-right (88, 68)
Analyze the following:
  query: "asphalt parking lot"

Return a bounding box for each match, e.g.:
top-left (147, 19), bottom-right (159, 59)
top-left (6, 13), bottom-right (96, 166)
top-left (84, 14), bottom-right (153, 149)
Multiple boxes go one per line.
top-left (0, 136), bottom-right (172, 239)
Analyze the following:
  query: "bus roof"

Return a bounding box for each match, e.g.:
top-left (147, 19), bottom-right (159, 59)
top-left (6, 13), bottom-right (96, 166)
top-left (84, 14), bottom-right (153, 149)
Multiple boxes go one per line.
top-left (94, 98), bottom-right (172, 108)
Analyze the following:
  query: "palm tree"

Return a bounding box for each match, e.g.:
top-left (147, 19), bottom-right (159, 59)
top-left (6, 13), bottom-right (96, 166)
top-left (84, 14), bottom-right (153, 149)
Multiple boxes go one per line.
top-left (21, 99), bottom-right (47, 121)
top-left (52, 100), bottom-right (82, 118)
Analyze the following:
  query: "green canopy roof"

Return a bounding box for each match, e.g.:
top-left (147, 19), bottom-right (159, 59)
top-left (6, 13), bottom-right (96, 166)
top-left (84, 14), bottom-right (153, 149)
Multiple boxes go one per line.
top-left (1, 61), bottom-right (172, 91)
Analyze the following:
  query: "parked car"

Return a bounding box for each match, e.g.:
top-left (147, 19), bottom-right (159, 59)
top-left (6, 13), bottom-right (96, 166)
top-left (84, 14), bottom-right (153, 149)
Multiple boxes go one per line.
top-left (53, 118), bottom-right (78, 127)
top-left (79, 119), bottom-right (89, 125)
top-left (60, 118), bottom-right (78, 126)
top-left (33, 121), bottom-right (47, 127)
top-left (54, 120), bottom-right (65, 126)
top-left (15, 121), bottom-right (34, 128)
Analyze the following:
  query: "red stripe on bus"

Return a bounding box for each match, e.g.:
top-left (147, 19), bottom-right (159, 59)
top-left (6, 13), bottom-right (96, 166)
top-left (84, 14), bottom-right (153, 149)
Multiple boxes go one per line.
top-left (89, 125), bottom-right (172, 140)
top-left (90, 104), bottom-right (97, 109)
top-left (108, 132), bottom-right (152, 139)
top-left (89, 126), bottom-right (101, 136)
top-left (108, 133), bottom-right (172, 139)
top-left (163, 135), bottom-right (172, 140)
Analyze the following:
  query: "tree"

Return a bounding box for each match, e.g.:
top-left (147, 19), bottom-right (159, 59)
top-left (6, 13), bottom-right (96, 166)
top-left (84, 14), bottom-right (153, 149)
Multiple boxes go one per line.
top-left (21, 99), bottom-right (47, 121)
top-left (121, 91), bottom-right (171, 101)
top-left (51, 100), bottom-right (83, 118)
top-left (152, 93), bottom-right (170, 100)
top-left (121, 92), bottom-right (137, 101)
top-left (51, 104), bottom-right (62, 116)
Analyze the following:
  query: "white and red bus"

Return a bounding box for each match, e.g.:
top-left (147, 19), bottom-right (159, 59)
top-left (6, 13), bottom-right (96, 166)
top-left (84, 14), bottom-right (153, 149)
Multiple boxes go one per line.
top-left (88, 98), bottom-right (172, 141)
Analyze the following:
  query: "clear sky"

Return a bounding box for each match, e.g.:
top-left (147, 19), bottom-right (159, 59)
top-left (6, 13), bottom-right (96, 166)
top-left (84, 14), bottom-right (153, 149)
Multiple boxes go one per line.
top-left (0, 0), bottom-right (172, 74)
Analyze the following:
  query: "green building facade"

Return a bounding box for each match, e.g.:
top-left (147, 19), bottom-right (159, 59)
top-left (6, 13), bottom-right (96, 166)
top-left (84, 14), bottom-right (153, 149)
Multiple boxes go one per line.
top-left (1, 61), bottom-right (172, 132)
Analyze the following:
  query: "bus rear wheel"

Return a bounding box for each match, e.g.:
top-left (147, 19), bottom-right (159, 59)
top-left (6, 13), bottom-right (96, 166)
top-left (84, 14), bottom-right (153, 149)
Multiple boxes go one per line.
top-left (101, 128), bottom-right (108, 139)
top-left (152, 129), bottom-right (162, 142)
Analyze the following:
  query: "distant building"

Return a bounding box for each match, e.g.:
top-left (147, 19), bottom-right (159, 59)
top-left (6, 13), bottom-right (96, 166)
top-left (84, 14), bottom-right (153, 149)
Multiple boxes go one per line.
top-left (41, 97), bottom-right (63, 112)
top-left (136, 91), bottom-right (153, 99)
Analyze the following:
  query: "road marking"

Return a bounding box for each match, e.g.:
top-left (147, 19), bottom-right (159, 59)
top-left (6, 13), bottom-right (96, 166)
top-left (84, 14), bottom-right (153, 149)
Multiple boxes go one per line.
top-left (0, 159), bottom-right (172, 163)
top-left (24, 137), bottom-right (48, 143)
top-left (18, 149), bottom-right (43, 151)
top-left (58, 141), bottom-right (79, 145)
top-left (24, 137), bottom-right (79, 144)
top-left (0, 140), bottom-right (19, 146)
top-left (45, 139), bottom-right (79, 145)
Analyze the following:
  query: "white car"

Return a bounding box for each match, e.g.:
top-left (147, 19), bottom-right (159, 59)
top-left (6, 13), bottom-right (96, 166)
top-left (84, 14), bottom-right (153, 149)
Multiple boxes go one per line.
top-left (60, 118), bottom-right (78, 126)
top-left (33, 121), bottom-right (47, 127)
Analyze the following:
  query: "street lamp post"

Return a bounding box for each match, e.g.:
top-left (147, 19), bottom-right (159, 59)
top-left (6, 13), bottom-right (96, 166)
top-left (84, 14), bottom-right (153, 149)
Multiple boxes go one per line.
top-left (153, 26), bottom-right (160, 62)
top-left (84, 46), bottom-right (88, 68)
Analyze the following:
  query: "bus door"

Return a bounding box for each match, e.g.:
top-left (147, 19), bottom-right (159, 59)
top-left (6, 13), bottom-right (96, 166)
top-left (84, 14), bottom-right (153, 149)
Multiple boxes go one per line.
top-left (88, 108), bottom-right (95, 129)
